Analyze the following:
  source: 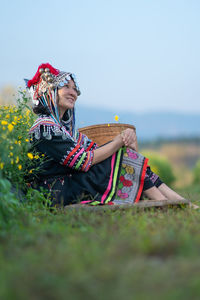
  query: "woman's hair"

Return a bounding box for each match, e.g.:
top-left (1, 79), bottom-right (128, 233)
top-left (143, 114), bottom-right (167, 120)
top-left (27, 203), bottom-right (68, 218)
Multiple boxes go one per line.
top-left (32, 101), bottom-right (51, 116)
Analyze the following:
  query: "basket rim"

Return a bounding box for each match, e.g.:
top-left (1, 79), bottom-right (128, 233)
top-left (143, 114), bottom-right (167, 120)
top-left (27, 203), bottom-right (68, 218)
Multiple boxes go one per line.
top-left (78, 123), bottom-right (136, 131)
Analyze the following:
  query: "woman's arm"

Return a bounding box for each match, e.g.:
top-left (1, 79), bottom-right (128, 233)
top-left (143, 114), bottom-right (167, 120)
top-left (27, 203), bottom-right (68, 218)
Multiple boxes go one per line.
top-left (32, 126), bottom-right (136, 171)
top-left (92, 134), bottom-right (124, 165)
top-left (92, 127), bottom-right (138, 165)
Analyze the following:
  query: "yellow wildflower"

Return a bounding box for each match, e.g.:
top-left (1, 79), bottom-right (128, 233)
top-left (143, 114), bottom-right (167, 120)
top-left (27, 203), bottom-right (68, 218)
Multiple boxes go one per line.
top-left (11, 159), bottom-right (14, 165)
top-left (6, 114), bottom-right (10, 119)
top-left (1, 120), bottom-right (8, 125)
top-left (34, 155), bottom-right (39, 159)
top-left (114, 115), bottom-right (119, 122)
top-left (14, 116), bottom-right (18, 122)
top-left (18, 164), bottom-right (22, 170)
top-left (16, 156), bottom-right (19, 163)
top-left (0, 162), bottom-right (4, 169)
top-left (18, 141), bottom-right (21, 145)
top-left (107, 123), bottom-right (110, 127)
top-left (27, 153), bottom-right (34, 160)
top-left (15, 140), bottom-right (18, 144)
top-left (25, 139), bottom-right (29, 142)
top-left (9, 152), bottom-right (13, 157)
top-left (8, 124), bottom-right (14, 132)
top-left (10, 146), bottom-right (13, 150)
top-left (29, 169), bottom-right (33, 174)
top-left (12, 121), bottom-right (17, 125)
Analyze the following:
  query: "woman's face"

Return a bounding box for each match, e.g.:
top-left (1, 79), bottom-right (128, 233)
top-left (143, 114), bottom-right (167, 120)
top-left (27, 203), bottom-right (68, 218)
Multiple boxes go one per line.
top-left (57, 79), bottom-right (78, 116)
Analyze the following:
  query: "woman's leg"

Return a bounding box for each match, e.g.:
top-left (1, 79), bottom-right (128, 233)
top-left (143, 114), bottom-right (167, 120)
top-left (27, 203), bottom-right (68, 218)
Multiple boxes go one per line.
top-left (142, 166), bottom-right (167, 200)
top-left (142, 165), bottom-right (199, 208)
top-left (158, 183), bottom-right (199, 209)
top-left (158, 183), bottom-right (184, 200)
top-left (143, 186), bottom-right (168, 200)
top-left (143, 167), bottom-right (185, 201)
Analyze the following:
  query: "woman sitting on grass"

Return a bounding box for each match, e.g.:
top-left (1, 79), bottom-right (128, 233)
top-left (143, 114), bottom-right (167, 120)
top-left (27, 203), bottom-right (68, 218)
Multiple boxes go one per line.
top-left (25, 63), bottom-right (187, 207)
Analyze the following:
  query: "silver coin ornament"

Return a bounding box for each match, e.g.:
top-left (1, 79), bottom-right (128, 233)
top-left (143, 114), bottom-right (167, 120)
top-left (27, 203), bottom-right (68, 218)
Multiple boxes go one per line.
top-left (49, 83), bottom-right (56, 89)
top-left (59, 82), bottom-right (65, 87)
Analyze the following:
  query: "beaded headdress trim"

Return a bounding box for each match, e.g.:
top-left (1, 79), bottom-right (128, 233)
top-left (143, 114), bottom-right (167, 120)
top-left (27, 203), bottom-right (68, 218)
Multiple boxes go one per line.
top-left (25, 63), bottom-right (80, 129)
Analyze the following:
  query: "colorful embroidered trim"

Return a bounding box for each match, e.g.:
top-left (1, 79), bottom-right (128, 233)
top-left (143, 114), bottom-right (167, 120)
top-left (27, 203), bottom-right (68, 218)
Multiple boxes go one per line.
top-left (135, 157), bottom-right (148, 203)
top-left (63, 144), bottom-right (80, 166)
top-left (29, 116), bottom-right (72, 140)
top-left (81, 151), bottom-right (94, 172)
top-left (69, 148), bottom-right (84, 168)
top-left (80, 148), bottom-right (123, 205)
top-left (104, 149), bottom-right (122, 204)
top-left (62, 144), bottom-right (94, 172)
top-left (86, 141), bottom-right (95, 151)
top-left (76, 132), bottom-right (97, 151)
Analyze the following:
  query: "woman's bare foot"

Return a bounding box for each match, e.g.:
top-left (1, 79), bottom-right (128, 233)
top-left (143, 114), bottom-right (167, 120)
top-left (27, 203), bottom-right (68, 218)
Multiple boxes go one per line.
top-left (189, 202), bottom-right (199, 209)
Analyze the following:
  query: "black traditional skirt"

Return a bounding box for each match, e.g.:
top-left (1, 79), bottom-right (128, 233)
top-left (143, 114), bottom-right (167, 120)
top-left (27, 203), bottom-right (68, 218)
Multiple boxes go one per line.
top-left (31, 147), bottom-right (149, 206)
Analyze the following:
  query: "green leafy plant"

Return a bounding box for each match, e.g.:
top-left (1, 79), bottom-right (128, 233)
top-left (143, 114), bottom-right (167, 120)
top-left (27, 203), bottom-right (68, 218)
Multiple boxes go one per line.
top-left (0, 90), bottom-right (52, 219)
top-left (0, 90), bottom-right (45, 190)
top-left (0, 177), bottom-right (20, 229)
top-left (141, 151), bottom-right (175, 186)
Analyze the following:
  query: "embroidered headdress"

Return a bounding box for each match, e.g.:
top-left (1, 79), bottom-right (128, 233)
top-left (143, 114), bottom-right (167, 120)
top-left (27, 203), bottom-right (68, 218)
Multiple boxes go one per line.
top-left (25, 63), bottom-right (81, 131)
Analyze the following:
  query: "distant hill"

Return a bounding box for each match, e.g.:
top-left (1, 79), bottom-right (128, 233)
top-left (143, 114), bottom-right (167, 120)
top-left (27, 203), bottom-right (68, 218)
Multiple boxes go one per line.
top-left (76, 104), bottom-right (200, 141)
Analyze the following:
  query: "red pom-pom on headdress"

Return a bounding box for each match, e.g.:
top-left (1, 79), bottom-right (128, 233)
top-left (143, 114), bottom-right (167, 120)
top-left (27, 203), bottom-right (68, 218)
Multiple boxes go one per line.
top-left (27, 63), bottom-right (60, 88)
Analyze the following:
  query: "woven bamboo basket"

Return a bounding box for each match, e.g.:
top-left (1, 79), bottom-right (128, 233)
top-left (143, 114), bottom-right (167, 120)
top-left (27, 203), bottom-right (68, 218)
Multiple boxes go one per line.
top-left (78, 123), bottom-right (138, 151)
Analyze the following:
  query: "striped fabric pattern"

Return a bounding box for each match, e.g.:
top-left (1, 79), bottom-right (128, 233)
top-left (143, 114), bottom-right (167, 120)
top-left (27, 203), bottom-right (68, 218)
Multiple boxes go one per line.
top-left (29, 117), bottom-right (60, 133)
top-left (62, 144), bottom-right (94, 172)
top-left (81, 148), bottom-right (123, 205)
top-left (29, 116), bottom-right (72, 140)
top-left (76, 131), bottom-right (97, 151)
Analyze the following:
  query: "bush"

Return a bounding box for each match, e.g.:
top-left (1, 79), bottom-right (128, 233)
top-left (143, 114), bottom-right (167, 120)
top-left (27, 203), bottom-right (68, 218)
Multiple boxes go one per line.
top-left (193, 160), bottom-right (200, 184)
top-left (0, 90), bottom-right (50, 226)
top-left (141, 151), bottom-right (175, 186)
top-left (0, 90), bottom-right (41, 189)
top-left (0, 177), bottom-right (20, 229)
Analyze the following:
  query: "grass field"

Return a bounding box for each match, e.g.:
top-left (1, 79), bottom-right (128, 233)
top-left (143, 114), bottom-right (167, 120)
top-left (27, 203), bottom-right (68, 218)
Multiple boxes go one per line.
top-left (1, 186), bottom-right (200, 300)
top-left (1, 95), bottom-right (200, 300)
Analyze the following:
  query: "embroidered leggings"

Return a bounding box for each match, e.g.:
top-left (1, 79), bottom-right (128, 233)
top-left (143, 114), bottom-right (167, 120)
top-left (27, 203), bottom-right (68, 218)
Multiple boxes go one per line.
top-left (143, 166), bottom-right (163, 191)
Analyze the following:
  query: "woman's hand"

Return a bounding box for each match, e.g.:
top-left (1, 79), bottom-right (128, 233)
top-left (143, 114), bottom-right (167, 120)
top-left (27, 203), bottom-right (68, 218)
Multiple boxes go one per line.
top-left (92, 129), bottom-right (137, 166)
top-left (113, 133), bottom-right (124, 146)
top-left (127, 141), bottom-right (137, 151)
top-left (121, 129), bottom-right (137, 150)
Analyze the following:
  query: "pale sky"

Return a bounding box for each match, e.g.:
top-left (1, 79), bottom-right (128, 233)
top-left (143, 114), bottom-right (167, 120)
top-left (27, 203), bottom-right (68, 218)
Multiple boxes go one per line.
top-left (0, 0), bottom-right (200, 113)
